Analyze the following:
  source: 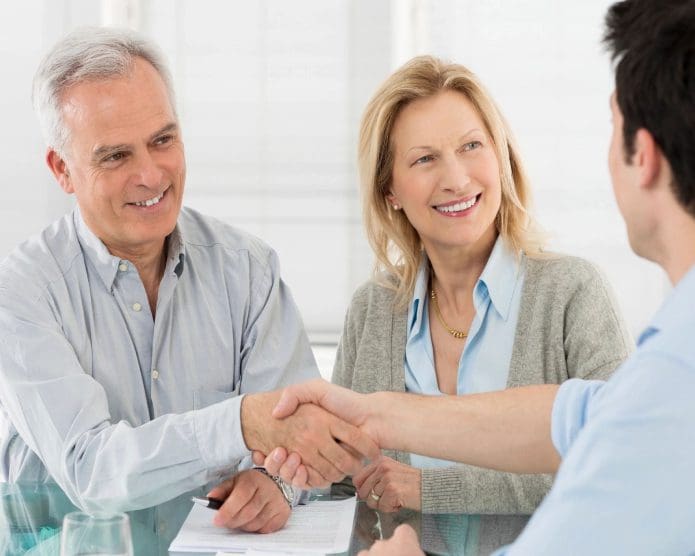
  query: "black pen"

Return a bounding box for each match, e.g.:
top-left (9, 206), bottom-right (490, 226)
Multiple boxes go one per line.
top-left (191, 496), bottom-right (224, 510)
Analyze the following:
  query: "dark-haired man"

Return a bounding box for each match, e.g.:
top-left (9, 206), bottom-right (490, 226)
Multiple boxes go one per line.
top-left (261, 1), bottom-right (695, 553)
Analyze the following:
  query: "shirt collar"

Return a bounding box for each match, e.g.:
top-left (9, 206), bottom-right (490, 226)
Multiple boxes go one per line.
top-left (74, 207), bottom-right (187, 291)
top-left (408, 255), bottom-right (430, 336)
top-left (407, 236), bottom-right (521, 336)
top-left (637, 263), bottom-right (695, 346)
top-left (477, 236), bottom-right (521, 321)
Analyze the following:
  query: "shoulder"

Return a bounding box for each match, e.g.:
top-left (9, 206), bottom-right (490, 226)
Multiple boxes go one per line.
top-left (526, 253), bottom-right (605, 285)
top-left (178, 206), bottom-right (276, 269)
top-left (0, 213), bottom-right (81, 303)
top-left (347, 273), bottom-right (400, 316)
top-left (524, 253), bottom-right (613, 299)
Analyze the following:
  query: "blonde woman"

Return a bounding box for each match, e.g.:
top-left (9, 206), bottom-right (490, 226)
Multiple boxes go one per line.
top-left (328, 55), bottom-right (632, 515)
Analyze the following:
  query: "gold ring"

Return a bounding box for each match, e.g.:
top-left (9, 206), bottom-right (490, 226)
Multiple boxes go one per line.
top-left (370, 491), bottom-right (381, 502)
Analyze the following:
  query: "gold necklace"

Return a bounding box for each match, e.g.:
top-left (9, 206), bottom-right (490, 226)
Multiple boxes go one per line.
top-left (430, 288), bottom-right (468, 339)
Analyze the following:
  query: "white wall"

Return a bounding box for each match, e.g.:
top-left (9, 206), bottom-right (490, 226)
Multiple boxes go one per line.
top-left (0, 0), bottom-right (668, 344)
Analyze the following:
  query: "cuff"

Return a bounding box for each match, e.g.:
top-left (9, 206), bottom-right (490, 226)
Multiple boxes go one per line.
top-left (192, 394), bottom-right (250, 470)
top-left (421, 466), bottom-right (468, 513)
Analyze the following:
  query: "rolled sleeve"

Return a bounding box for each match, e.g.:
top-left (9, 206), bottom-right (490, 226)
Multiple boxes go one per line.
top-left (550, 378), bottom-right (605, 458)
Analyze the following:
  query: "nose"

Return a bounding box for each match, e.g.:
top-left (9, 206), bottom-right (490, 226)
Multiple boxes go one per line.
top-left (132, 150), bottom-right (165, 188)
top-left (438, 155), bottom-right (471, 193)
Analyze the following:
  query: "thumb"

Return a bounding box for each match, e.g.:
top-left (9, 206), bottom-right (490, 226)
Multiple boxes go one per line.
top-left (272, 379), bottom-right (330, 418)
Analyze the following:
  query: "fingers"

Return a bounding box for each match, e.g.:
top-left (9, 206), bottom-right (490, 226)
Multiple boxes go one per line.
top-left (238, 502), bottom-right (289, 533)
top-left (252, 450), bottom-right (267, 466)
top-left (264, 450), bottom-right (302, 483)
top-left (283, 405), bottom-right (361, 484)
top-left (213, 480), bottom-right (258, 528)
top-left (206, 476), bottom-right (236, 500)
top-left (218, 496), bottom-right (289, 533)
top-left (290, 463), bottom-right (309, 489)
top-left (263, 447), bottom-right (290, 475)
top-left (212, 470), bottom-right (291, 532)
top-left (356, 472), bottom-right (380, 504)
top-left (329, 418), bottom-right (381, 465)
top-left (353, 459), bottom-right (379, 490)
top-left (355, 457), bottom-right (414, 512)
top-left (306, 448), bottom-right (345, 485)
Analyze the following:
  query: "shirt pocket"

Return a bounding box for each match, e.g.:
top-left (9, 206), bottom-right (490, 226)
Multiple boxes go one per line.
top-left (193, 383), bottom-right (241, 410)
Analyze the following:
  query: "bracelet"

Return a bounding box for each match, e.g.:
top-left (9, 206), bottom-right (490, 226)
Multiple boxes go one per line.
top-left (253, 467), bottom-right (293, 508)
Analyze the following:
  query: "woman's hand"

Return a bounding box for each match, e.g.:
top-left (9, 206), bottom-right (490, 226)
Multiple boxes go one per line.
top-left (353, 456), bottom-right (421, 512)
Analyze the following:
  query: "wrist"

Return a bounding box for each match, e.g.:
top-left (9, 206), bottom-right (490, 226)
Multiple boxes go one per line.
top-left (240, 392), bottom-right (279, 452)
top-left (367, 391), bottom-right (391, 449)
top-left (253, 466), bottom-right (294, 508)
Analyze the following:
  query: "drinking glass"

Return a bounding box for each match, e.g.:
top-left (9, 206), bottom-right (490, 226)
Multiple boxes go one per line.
top-left (60, 511), bottom-right (133, 556)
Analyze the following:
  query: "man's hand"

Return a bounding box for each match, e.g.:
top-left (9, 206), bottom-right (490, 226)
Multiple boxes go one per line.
top-left (353, 456), bottom-right (421, 512)
top-left (207, 469), bottom-right (290, 533)
top-left (271, 380), bottom-right (376, 439)
top-left (357, 524), bottom-right (424, 556)
top-left (249, 379), bottom-right (382, 487)
top-left (241, 388), bottom-right (379, 487)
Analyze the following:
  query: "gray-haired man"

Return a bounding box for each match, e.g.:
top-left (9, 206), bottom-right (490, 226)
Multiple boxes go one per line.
top-left (0, 26), bottom-right (377, 540)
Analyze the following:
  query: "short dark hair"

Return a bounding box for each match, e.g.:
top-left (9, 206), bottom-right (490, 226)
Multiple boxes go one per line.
top-left (604, 0), bottom-right (695, 216)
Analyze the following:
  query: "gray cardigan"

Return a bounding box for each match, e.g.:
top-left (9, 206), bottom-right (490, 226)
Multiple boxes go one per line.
top-left (332, 254), bottom-right (633, 514)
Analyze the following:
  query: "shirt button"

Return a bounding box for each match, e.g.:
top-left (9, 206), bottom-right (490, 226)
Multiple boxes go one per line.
top-left (152, 369), bottom-right (159, 380)
top-left (118, 262), bottom-right (128, 272)
top-left (132, 302), bottom-right (142, 312)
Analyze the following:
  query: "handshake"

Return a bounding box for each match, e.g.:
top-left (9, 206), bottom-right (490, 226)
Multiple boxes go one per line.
top-left (242, 378), bottom-right (559, 489)
top-left (241, 379), bottom-right (385, 489)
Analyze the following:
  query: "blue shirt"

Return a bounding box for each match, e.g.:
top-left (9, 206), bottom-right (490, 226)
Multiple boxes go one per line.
top-left (405, 237), bottom-right (525, 468)
top-left (495, 263), bottom-right (695, 555)
top-left (0, 208), bottom-right (318, 519)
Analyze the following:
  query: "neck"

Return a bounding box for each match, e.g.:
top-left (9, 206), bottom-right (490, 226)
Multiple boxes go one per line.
top-left (426, 228), bottom-right (498, 309)
top-left (642, 193), bottom-right (695, 285)
top-left (657, 217), bottom-right (695, 285)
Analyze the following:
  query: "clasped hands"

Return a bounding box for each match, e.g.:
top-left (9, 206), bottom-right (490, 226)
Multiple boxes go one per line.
top-left (243, 379), bottom-right (421, 513)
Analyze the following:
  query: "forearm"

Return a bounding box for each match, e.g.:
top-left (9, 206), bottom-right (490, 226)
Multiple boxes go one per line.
top-left (421, 465), bottom-right (553, 514)
top-left (372, 385), bottom-right (561, 474)
top-left (3, 368), bottom-right (246, 511)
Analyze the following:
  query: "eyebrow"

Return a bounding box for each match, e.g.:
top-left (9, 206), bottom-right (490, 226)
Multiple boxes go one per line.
top-left (403, 128), bottom-right (485, 156)
top-left (91, 122), bottom-right (179, 161)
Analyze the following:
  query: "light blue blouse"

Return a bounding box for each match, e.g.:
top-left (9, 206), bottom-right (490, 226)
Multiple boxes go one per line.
top-left (405, 237), bottom-right (525, 468)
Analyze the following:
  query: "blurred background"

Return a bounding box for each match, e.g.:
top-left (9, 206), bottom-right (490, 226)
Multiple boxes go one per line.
top-left (0, 0), bottom-right (668, 376)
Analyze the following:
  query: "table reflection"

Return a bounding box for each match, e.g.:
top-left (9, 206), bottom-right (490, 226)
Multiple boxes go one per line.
top-left (1, 482), bottom-right (528, 555)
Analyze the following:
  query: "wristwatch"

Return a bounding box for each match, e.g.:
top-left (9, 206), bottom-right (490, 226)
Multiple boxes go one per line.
top-left (253, 467), bottom-right (294, 508)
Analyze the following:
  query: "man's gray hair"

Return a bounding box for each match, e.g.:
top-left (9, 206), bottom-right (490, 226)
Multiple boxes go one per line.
top-left (32, 26), bottom-right (177, 157)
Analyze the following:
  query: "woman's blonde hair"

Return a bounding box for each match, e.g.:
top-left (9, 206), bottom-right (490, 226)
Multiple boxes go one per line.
top-left (359, 55), bottom-right (545, 307)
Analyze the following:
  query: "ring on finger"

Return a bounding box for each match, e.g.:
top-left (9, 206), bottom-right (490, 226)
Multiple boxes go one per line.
top-left (370, 490), bottom-right (381, 502)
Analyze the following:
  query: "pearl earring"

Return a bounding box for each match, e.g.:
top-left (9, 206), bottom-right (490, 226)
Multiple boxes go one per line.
top-left (392, 204), bottom-right (401, 210)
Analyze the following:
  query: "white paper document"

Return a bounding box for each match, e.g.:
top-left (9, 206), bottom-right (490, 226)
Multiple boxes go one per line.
top-left (169, 497), bottom-right (357, 554)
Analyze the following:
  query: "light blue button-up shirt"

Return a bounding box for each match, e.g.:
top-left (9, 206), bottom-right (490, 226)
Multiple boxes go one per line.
top-left (0, 207), bottom-right (318, 517)
top-left (405, 237), bottom-right (525, 468)
top-left (494, 263), bottom-right (695, 555)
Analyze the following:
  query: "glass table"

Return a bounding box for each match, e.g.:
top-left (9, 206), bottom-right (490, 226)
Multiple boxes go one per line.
top-left (0, 482), bottom-right (529, 555)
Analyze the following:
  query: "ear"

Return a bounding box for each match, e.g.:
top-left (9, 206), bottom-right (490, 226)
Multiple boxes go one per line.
top-left (385, 191), bottom-right (400, 209)
top-left (46, 148), bottom-right (75, 194)
top-left (632, 128), bottom-right (662, 191)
